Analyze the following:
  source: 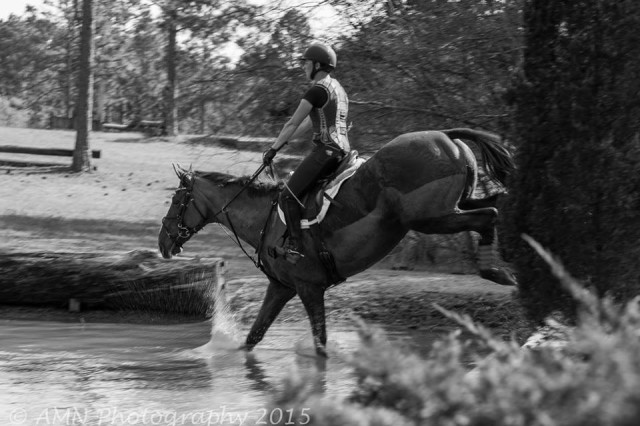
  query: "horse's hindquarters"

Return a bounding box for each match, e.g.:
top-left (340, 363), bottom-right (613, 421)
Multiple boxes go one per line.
top-left (378, 131), bottom-right (471, 185)
top-left (394, 174), bottom-right (468, 221)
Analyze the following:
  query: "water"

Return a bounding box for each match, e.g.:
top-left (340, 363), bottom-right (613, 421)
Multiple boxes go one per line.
top-left (0, 307), bottom-right (433, 426)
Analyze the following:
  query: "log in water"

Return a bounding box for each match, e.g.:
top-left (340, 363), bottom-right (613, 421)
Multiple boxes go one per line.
top-left (0, 249), bottom-right (224, 316)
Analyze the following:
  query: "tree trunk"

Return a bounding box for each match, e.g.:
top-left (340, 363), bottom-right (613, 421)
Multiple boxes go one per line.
top-left (164, 9), bottom-right (178, 136)
top-left (72, 0), bottom-right (94, 172)
top-left (65, 36), bottom-right (73, 120)
top-left (95, 79), bottom-right (105, 130)
top-left (199, 98), bottom-right (206, 134)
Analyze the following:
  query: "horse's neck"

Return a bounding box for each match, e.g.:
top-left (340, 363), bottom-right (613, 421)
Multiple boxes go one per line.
top-left (202, 181), bottom-right (274, 249)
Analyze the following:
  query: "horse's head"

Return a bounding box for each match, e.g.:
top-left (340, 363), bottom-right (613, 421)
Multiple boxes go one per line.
top-left (158, 165), bottom-right (208, 259)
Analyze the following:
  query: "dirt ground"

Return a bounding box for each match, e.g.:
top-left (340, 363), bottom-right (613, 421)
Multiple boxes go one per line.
top-left (0, 127), bottom-right (529, 342)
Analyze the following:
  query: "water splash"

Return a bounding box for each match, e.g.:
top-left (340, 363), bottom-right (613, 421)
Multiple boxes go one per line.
top-left (193, 267), bottom-right (244, 355)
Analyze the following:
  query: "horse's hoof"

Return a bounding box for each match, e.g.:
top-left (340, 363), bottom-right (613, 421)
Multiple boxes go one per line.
top-left (238, 344), bottom-right (254, 352)
top-left (316, 347), bottom-right (328, 358)
top-left (480, 268), bottom-right (517, 286)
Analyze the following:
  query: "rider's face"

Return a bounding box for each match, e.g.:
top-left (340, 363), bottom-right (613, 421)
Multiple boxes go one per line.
top-left (300, 59), bottom-right (313, 79)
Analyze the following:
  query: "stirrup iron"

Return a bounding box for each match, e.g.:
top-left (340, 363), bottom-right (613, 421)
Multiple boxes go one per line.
top-left (274, 246), bottom-right (304, 265)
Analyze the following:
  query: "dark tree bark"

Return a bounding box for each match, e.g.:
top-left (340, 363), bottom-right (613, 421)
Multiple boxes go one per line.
top-left (504, 0), bottom-right (640, 322)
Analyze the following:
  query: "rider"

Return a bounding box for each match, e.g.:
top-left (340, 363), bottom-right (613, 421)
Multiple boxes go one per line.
top-left (262, 42), bottom-right (351, 264)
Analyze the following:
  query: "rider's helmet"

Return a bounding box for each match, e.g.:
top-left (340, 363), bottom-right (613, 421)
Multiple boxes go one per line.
top-left (301, 43), bottom-right (337, 69)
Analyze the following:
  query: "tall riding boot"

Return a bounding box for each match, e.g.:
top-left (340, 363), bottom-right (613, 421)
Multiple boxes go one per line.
top-left (280, 198), bottom-right (304, 264)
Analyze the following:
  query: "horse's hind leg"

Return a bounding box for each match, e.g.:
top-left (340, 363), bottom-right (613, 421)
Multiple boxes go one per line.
top-left (459, 196), bottom-right (517, 286)
top-left (405, 207), bottom-right (498, 235)
top-left (242, 279), bottom-right (296, 351)
top-left (477, 227), bottom-right (517, 286)
top-left (407, 207), bottom-right (516, 286)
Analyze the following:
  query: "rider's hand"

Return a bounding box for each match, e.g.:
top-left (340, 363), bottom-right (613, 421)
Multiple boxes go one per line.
top-left (263, 147), bottom-right (277, 165)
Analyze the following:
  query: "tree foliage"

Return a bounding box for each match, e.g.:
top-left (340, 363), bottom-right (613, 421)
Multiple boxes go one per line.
top-left (0, 8), bottom-right (69, 125)
top-left (0, 0), bottom-right (524, 143)
top-left (331, 0), bottom-right (523, 149)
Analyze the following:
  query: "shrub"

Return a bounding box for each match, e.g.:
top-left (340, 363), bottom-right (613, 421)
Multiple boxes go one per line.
top-left (269, 239), bottom-right (640, 426)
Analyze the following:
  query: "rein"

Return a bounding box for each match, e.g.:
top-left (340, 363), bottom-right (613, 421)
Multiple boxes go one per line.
top-left (210, 164), bottom-right (268, 269)
top-left (216, 164), bottom-right (267, 214)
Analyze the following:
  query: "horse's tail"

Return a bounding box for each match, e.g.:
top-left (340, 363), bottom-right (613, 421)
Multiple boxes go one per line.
top-left (441, 128), bottom-right (515, 187)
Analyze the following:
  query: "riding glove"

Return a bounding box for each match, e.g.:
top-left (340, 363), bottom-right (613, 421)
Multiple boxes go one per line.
top-left (263, 148), bottom-right (277, 165)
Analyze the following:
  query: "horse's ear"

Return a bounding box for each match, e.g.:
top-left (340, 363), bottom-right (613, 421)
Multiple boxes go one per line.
top-left (172, 163), bottom-right (183, 178)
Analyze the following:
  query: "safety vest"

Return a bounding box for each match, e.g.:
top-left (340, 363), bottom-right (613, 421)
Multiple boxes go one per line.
top-left (309, 76), bottom-right (350, 152)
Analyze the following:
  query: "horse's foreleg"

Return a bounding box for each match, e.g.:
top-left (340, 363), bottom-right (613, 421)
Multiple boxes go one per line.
top-left (242, 279), bottom-right (296, 351)
top-left (296, 284), bottom-right (328, 358)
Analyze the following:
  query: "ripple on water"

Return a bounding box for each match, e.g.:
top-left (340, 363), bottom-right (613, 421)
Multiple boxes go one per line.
top-left (0, 315), bottom-right (434, 425)
top-left (0, 320), bottom-right (362, 425)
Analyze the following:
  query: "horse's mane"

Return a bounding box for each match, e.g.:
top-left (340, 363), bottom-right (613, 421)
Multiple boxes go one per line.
top-left (193, 170), bottom-right (280, 196)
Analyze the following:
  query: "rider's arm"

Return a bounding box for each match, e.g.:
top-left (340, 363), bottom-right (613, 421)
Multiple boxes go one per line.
top-left (271, 99), bottom-right (313, 151)
top-left (290, 116), bottom-right (312, 140)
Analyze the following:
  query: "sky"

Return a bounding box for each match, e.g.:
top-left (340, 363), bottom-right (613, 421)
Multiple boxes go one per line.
top-left (0, 0), bottom-right (49, 19)
top-left (0, 0), bottom-right (343, 63)
top-left (1, 0), bottom-right (338, 23)
top-left (0, 0), bottom-right (343, 51)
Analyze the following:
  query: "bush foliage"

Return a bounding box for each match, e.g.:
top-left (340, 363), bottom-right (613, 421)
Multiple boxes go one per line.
top-left (270, 241), bottom-right (640, 426)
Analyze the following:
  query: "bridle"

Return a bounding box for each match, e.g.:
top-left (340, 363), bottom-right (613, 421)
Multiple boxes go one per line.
top-left (161, 179), bottom-right (208, 247)
top-left (162, 165), bottom-right (276, 271)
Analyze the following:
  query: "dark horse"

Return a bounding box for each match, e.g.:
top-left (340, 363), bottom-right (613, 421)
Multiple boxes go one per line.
top-left (158, 129), bottom-right (516, 357)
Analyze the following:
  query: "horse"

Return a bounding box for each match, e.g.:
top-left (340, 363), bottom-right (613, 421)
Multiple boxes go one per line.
top-left (158, 128), bottom-right (516, 357)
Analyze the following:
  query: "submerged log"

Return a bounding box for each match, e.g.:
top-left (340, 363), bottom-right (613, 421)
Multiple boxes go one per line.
top-left (0, 249), bottom-right (224, 316)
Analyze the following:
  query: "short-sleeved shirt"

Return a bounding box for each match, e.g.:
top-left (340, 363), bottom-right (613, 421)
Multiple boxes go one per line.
top-left (302, 86), bottom-right (329, 109)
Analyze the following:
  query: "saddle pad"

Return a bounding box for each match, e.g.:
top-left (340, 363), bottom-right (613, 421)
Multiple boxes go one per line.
top-left (278, 157), bottom-right (365, 229)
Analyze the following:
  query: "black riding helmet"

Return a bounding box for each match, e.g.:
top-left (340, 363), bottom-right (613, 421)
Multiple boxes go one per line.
top-left (301, 43), bottom-right (337, 78)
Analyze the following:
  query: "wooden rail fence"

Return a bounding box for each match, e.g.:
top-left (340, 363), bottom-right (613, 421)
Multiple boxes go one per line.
top-left (0, 145), bottom-right (101, 159)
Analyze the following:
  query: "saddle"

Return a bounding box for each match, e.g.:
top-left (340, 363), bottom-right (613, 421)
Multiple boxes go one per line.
top-left (276, 150), bottom-right (364, 228)
top-left (269, 151), bottom-right (364, 284)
